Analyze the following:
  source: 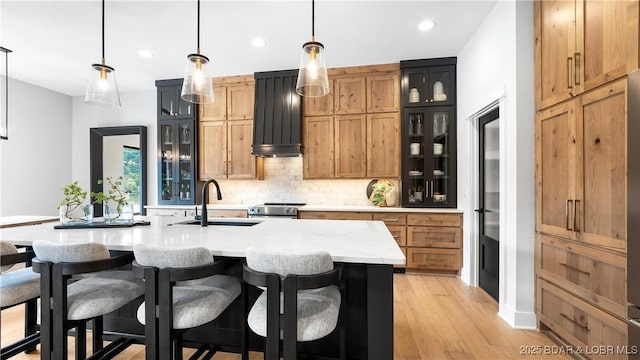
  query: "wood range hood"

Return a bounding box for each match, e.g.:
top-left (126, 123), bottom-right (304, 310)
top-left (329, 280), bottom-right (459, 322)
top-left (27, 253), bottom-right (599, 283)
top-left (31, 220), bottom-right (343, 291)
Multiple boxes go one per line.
top-left (252, 69), bottom-right (303, 157)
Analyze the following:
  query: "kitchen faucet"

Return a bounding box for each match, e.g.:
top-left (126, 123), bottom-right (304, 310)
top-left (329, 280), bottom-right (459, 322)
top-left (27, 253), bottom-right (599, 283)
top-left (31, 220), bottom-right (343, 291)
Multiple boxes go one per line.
top-left (201, 179), bottom-right (222, 227)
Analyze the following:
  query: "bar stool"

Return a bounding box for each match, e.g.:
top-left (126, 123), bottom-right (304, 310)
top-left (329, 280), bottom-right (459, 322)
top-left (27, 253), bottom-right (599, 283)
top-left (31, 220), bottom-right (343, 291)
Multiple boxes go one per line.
top-left (31, 240), bottom-right (144, 360)
top-left (0, 241), bottom-right (40, 359)
top-left (243, 247), bottom-right (345, 360)
top-left (132, 244), bottom-right (242, 360)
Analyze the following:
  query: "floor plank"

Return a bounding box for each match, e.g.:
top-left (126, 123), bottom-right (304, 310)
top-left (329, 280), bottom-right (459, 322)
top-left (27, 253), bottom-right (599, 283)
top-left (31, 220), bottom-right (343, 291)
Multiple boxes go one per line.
top-left (1, 274), bottom-right (566, 359)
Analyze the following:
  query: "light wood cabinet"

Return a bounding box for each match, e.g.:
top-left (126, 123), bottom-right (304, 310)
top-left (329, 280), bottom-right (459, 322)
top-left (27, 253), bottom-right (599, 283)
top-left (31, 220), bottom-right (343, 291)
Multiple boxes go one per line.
top-left (199, 78), bottom-right (258, 180)
top-left (537, 279), bottom-right (627, 360)
top-left (535, 79), bottom-right (627, 251)
top-left (534, 0), bottom-right (638, 110)
top-left (335, 115), bottom-right (367, 178)
top-left (303, 116), bottom-right (334, 179)
top-left (302, 65), bottom-right (401, 179)
top-left (367, 113), bottom-right (400, 178)
top-left (298, 211), bottom-right (373, 221)
top-left (335, 77), bottom-right (366, 114)
top-left (367, 75), bottom-right (400, 113)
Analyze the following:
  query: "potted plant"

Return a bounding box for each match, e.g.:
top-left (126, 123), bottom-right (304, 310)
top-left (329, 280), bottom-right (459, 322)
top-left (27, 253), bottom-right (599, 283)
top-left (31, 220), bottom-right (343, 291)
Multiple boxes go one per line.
top-left (92, 176), bottom-right (133, 224)
top-left (58, 181), bottom-right (93, 224)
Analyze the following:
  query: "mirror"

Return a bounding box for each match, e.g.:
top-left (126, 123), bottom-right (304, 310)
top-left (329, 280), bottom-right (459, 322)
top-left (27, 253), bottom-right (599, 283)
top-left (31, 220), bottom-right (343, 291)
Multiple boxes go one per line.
top-left (90, 126), bottom-right (147, 216)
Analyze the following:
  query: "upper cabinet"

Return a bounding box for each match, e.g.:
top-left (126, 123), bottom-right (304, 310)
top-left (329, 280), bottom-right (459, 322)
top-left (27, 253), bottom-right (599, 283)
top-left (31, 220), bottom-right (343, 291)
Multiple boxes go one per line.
top-left (200, 81), bottom-right (254, 121)
top-left (302, 64), bottom-right (401, 180)
top-left (158, 83), bottom-right (195, 120)
top-left (534, 0), bottom-right (638, 110)
top-left (401, 60), bottom-right (456, 107)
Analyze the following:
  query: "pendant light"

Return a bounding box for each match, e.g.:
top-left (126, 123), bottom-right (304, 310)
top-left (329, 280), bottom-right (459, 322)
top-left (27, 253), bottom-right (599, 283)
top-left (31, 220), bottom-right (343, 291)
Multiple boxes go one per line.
top-left (85, 0), bottom-right (120, 107)
top-left (295, 0), bottom-right (329, 97)
top-left (181, 0), bottom-right (214, 104)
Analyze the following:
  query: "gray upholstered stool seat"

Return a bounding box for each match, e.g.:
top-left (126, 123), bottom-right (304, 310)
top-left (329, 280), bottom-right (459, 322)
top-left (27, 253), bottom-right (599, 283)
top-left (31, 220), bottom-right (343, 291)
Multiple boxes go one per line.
top-left (243, 247), bottom-right (344, 360)
top-left (133, 243), bottom-right (242, 359)
top-left (136, 273), bottom-right (240, 329)
top-left (0, 267), bottom-right (40, 308)
top-left (247, 285), bottom-right (340, 341)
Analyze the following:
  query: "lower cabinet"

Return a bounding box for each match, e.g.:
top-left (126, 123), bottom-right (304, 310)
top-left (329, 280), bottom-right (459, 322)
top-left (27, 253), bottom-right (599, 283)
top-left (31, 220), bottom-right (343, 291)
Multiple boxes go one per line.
top-left (538, 278), bottom-right (627, 360)
top-left (300, 210), bottom-right (462, 273)
top-left (146, 208), bottom-right (247, 218)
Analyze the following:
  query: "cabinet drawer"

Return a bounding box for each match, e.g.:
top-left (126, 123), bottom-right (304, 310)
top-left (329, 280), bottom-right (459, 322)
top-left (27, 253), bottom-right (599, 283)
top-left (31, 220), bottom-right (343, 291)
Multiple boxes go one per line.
top-left (408, 226), bottom-right (461, 248)
top-left (373, 213), bottom-right (407, 226)
top-left (298, 211), bottom-right (373, 221)
top-left (537, 279), bottom-right (627, 360)
top-left (406, 248), bottom-right (460, 271)
top-left (407, 213), bottom-right (461, 227)
top-left (208, 210), bottom-right (248, 218)
top-left (387, 225), bottom-right (406, 247)
top-left (536, 235), bottom-right (626, 319)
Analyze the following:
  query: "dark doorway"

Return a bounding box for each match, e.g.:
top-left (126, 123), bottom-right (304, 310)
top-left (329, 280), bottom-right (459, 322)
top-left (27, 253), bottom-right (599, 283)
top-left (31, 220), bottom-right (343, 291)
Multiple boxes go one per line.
top-left (478, 108), bottom-right (500, 301)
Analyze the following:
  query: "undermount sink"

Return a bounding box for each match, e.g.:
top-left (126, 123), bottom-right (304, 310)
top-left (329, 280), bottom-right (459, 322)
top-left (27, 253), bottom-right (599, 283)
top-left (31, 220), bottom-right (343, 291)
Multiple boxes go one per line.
top-left (169, 219), bottom-right (260, 227)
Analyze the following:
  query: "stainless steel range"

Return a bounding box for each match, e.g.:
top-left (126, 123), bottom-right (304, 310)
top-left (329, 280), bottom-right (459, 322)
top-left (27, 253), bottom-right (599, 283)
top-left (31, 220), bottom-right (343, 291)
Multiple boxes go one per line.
top-left (247, 203), bottom-right (305, 219)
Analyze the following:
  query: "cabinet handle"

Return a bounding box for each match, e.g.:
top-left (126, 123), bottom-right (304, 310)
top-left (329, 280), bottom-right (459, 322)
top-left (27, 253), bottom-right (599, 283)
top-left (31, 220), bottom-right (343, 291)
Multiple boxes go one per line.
top-left (381, 218), bottom-right (399, 222)
top-left (430, 181), bottom-right (434, 197)
top-left (560, 313), bottom-right (590, 332)
top-left (223, 161), bottom-right (227, 175)
top-left (574, 52), bottom-right (580, 86)
top-left (567, 57), bottom-right (573, 89)
top-left (559, 263), bottom-right (590, 275)
top-left (565, 199), bottom-right (573, 230)
top-left (573, 199), bottom-right (580, 232)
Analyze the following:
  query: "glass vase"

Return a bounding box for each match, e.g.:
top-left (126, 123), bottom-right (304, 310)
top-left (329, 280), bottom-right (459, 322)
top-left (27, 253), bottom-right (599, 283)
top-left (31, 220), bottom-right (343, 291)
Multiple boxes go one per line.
top-left (103, 203), bottom-right (134, 225)
top-left (59, 204), bottom-right (93, 225)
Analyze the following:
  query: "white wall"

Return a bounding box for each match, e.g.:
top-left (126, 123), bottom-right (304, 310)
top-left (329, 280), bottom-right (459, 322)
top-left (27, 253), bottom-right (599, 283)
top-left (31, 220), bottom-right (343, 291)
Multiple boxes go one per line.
top-left (71, 90), bottom-right (157, 205)
top-left (457, 0), bottom-right (535, 329)
top-left (0, 77), bottom-right (72, 216)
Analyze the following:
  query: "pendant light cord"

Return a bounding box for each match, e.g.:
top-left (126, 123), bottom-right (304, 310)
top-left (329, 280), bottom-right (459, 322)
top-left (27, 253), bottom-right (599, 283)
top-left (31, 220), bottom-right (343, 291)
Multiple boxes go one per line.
top-left (197, 0), bottom-right (200, 53)
top-left (101, 0), bottom-right (105, 61)
top-left (311, 0), bottom-right (315, 38)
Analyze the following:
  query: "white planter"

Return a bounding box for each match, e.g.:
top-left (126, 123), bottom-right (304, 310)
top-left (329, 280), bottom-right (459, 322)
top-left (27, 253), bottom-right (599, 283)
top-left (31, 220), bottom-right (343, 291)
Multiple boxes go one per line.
top-left (59, 204), bottom-right (93, 225)
top-left (103, 203), bottom-right (133, 225)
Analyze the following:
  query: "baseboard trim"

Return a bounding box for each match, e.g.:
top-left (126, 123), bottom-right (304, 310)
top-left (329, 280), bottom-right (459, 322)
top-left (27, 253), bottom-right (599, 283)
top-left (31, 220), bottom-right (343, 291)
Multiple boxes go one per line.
top-left (498, 304), bottom-right (537, 329)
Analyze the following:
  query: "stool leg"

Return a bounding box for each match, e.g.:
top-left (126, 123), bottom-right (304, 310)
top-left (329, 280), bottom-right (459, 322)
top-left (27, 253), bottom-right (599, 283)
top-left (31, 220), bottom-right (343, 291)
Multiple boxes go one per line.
top-left (75, 323), bottom-right (86, 360)
top-left (93, 317), bottom-right (103, 353)
top-left (24, 298), bottom-right (38, 353)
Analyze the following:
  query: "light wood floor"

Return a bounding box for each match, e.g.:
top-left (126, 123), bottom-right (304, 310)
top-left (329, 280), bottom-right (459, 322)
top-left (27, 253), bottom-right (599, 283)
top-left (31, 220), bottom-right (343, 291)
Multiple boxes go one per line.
top-left (1, 274), bottom-right (568, 359)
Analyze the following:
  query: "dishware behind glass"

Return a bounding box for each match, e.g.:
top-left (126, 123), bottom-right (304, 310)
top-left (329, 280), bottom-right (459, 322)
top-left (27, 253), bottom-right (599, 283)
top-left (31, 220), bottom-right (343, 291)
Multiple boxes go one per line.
top-left (410, 143), bottom-right (420, 155)
top-left (434, 143), bottom-right (443, 155)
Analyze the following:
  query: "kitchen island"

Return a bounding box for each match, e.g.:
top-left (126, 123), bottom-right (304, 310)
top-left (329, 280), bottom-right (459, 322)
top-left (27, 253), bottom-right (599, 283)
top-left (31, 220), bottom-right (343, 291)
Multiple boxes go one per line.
top-left (0, 216), bottom-right (404, 360)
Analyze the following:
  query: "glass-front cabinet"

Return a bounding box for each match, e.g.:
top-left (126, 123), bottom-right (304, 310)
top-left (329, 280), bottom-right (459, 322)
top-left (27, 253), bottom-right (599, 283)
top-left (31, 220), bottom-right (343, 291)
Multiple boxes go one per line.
top-left (158, 119), bottom-right (197, 205)
top-left (401, 57), bottom-right (457, 208)
top-left (403, 107), bottom-right (456, 207)
top-left (158, 82), bottom-right (195, 120)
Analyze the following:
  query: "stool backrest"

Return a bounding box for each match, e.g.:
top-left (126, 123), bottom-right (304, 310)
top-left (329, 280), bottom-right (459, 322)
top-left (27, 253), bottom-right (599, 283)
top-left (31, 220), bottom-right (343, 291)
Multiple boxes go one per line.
top-left (32, 240), bottom-right (110, 263)
top-left (133, 244), bottom-right (213, 268)
top-left (246, 247), bottom-right (333, 278)
top-left (0, 240), bottom-right (18, 272)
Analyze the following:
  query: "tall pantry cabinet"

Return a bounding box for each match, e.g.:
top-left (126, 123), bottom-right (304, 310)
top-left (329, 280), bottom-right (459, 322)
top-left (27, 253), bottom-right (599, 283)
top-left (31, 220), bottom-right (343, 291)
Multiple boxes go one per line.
top-left (534, 1), bottom-right (639, 357)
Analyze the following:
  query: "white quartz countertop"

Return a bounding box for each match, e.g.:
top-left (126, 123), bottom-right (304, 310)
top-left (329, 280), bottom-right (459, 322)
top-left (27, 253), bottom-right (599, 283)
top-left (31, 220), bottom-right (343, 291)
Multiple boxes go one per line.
top-left (0, 216), bottom-right (58, 228)
top-left (146, 204), bottom-right (462, 214)
top-left (0, 216), bottom-right (405, 265)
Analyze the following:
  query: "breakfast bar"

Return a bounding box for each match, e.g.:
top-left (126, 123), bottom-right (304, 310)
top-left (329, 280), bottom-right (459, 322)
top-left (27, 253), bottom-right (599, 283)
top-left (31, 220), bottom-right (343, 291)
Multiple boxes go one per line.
top-left (0, 216), bottom-right (405, 359)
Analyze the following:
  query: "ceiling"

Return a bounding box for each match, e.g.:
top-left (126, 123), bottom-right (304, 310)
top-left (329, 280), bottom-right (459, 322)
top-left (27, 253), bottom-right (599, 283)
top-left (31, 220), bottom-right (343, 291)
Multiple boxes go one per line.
top-left (0, 0), bottom-right (497, 97)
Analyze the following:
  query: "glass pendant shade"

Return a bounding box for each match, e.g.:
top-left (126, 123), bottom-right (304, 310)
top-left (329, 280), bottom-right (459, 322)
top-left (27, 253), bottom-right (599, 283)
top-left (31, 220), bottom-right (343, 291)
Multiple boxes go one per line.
top-left (181, 53), bottom-right (214, 104)
top-left (296, 41), bottom-right (329, 97)
top-left (85, 63), bottom-right (121, 107)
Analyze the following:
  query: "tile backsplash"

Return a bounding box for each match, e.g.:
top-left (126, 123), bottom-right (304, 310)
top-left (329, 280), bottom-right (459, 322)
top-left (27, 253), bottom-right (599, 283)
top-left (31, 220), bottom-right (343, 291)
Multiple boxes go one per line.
top-left (213, 157), bottom-right (398, 206)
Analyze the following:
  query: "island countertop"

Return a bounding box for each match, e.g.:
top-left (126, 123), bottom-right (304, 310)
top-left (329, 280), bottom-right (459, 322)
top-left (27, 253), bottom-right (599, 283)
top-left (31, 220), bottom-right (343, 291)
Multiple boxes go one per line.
top-left (0, 216), bottom-right (405, 265)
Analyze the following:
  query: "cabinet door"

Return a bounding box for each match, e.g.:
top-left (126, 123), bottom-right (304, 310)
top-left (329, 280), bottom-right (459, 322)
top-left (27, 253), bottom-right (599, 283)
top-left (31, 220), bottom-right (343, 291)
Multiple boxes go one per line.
top-left (576, 0), bottom-right (638, 93)
top-left (200, 87), bottom-right (227, 121)
top-left (227, 120), bottom-right (255, 178)
top-left (175, 120), bottom-right (196, 204)
top-left (158, 122), bottom-right (176, 202)
top-left (535, 99), bottom-right (579, 240)
top-left (534, 0), bottom-right (577, 110)
top-left (176, 94), bottom-right (195, 119)
top-left (367, 75), bottom-right (399, 113)
top-left (303, 116), bottom-right (334, 179)
top-left (158, 86), bottom-right (179, 120)
top-left (576, 79), bottom-right (626, 251)
top-left (335, 114), bottom-right (366, 178)
top-left (199, 121), bottom-right (227, 179)
top-left (426, 66), bottom-right (455, 106)
top-left (334, 77), bottom-right (366, 114)
top-left (303, 79), bottom-right (334, 116)
top-left (227, 82), bottom-right (254, 120)
top-left (367, 113), bottom-right (399, 178)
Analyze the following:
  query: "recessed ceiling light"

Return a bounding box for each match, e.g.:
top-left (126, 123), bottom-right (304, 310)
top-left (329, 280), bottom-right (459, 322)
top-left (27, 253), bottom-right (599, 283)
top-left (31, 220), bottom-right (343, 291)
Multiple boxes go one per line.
top-left (251, 38), bottom-right (267, 47)
top-left (137, 49), bottom-right (153, 58)
top-left (418, 20), bottom-right (436, 32)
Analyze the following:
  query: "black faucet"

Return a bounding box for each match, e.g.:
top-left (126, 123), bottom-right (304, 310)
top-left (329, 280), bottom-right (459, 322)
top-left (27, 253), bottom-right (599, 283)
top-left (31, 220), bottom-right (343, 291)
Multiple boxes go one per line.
top-left (201, 179), bottom-right (222, 227)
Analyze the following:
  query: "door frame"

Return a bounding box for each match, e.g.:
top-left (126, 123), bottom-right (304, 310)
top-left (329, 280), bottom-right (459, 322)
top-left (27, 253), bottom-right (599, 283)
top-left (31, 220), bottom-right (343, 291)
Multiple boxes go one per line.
top-left (466, 99), bottom-right (504, 298)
